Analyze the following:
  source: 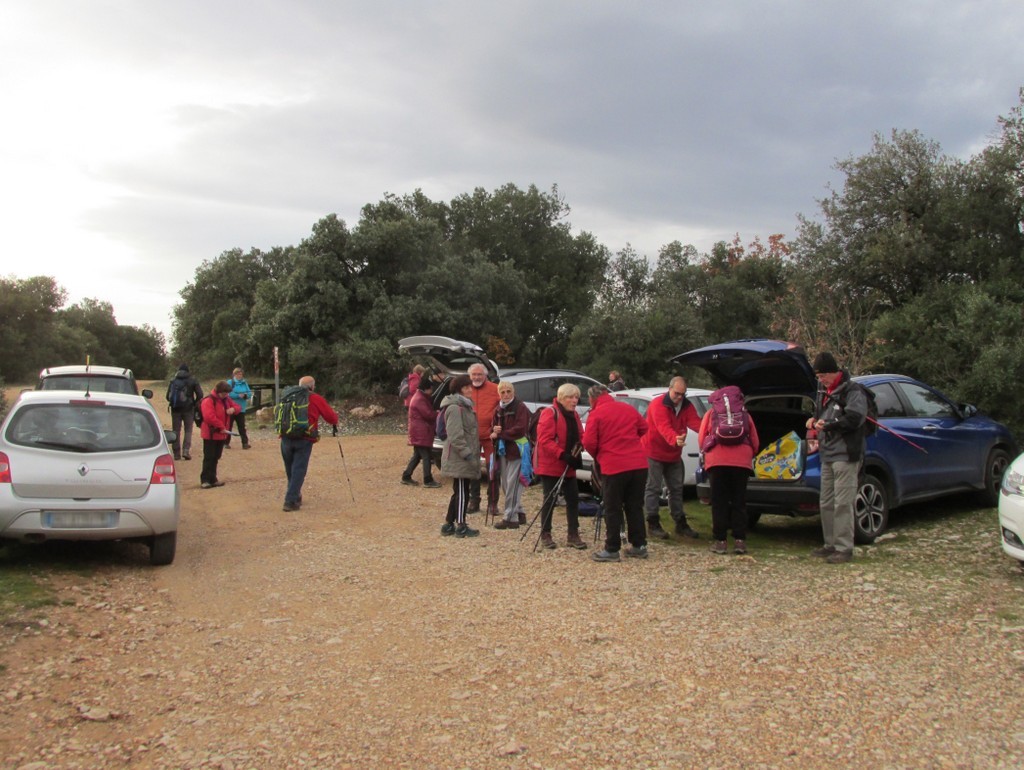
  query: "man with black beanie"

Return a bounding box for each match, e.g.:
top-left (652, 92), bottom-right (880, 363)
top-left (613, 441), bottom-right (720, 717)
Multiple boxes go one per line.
top-left (806, 351), bottom-right (867, 564)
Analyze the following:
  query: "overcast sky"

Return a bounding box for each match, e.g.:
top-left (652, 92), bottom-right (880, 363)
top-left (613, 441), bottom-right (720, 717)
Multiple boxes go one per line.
top-left (2, 1), bottom-right (1022, 344)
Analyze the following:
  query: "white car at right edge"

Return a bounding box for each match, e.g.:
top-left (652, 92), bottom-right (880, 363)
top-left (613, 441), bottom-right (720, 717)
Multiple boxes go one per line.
top-left (999, 452), bottom-right (1024, 569)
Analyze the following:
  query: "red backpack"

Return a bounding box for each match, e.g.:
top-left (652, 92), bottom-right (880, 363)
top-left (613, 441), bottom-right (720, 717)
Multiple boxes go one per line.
top-left (701, 385), bottom-right (752, 451)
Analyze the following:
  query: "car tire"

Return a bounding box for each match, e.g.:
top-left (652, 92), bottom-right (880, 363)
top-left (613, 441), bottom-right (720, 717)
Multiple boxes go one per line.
top-left (746, 510), bottom-right (762, 529)
top-left (854, 473), bottom-right (889, 544)
top-left (980, 448), bottom-right (1011, 508)
top-left (150, 532), bottom-right (177, 566)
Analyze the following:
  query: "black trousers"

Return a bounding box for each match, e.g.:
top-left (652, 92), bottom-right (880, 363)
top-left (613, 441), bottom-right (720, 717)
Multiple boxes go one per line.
top-left (227, 412), bottom-right (248, 446)
top-left (601, 467), bottom-right (648, 552)
top-left (403, 445), bottom-right (435, 483)
top-left (539, 474), bottom-right (580, 534)
top-left (446, 477), bottom-right (472, 525)
top-left (709, 465), bottom-right (750, 541)
top-left (201, 439), bottom-right (225, 484)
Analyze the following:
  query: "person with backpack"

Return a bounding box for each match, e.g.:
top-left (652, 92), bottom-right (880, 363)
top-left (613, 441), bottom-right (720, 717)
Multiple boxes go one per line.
top-left (400, 365), bottom-right (425, 409)
top-left (489, 381), bottom-right (531, 530)
top-left (584, 384), bottom-right (650, 560)
top-left (402, 377), bottom-right (441, 488)
top-left (199, 381), bottom-right (238, 489)
top-left (806, 351), bottom-right (868, 564)
top-left (698, 385), bottom-right (760, 555)
top-left (278, 376), bottom-right (339, 513)
top-left (439, 374), bottom-right (481, 538)
top-left (165, 363), bottom-right (203, 461)
top-left (225, 367), bottom-right (253, 450)
top-left (642, 376), bottom-right (703, 539)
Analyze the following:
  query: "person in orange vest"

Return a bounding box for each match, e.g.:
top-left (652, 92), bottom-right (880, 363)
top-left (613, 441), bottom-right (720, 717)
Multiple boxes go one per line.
top-left (466, 362), bottom-right (500, 513)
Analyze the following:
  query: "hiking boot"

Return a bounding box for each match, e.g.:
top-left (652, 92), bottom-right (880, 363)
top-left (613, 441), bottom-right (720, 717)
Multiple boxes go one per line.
top-left (282, 502), bottom-right (299, 512)
top-left (675, 522), bottom-right (700, 539)
top-left (518, 512), bottom-right (527, 525)
top-left (826, 550), bottom-right (853, 564)
top-left (401, 477), bottom-right (419, 486)
top-left (200, 482), bottom-right (213, 489)
top-left (566, 531), bottom-right (588, 550)
top-left (647, 519), bottom-right (670, 539)
top-left (625, 544), bottom-right (649, 559)
top-left (440, 522), bottom-right (456, 536)
top-left (494, 519), bottom-right (520, 530)
top-left (211, 481), bottom-right (225, 487)
top-left (540, 532), bottom-right (557, 550)
top-left (811, 545), bottom-right (837, 558)
top-left (466, 498), bottom-right (481, 514)
top-left (242, 443), bottom-right (251, 450)
top-left (710, 540), bottom-right (727, 555)
top-left (423, 480), bottom-right (442, 489)
top-left (455, 523), bottom-right (480, 538)
top-left (182, 454), bottom-right (191, 461)
top-left (591, 549), bottom-right (620, 562)
top-left (733, 539), bottom-right (748, 555)
top-left (173, 452), bottom-right (181, 461)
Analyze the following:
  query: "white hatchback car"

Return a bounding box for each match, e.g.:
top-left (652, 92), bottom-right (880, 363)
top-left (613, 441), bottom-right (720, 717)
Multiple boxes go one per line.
top-left (0, 391), bottom-right (180, 565)
top-left (998, 452), bottom-right (1024, 569)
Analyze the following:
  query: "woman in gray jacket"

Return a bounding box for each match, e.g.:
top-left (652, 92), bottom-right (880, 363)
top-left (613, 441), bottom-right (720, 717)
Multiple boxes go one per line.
top-left (440, 374), bottom-right (482, 538)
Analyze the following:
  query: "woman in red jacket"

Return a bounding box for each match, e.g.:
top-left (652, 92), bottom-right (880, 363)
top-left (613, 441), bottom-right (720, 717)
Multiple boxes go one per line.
top-left (533, 383), bottom-right (587, 549)
top-left (698, 385), bottom-right (760, 555)
top-left (200, 381), bottom-right (237, 489)
top-left (402, 378), bottom-right (440, 488)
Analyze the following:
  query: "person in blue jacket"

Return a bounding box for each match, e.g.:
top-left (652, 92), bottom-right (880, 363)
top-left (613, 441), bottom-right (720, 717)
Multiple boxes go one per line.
top-left (226, 367), bottom-right (253, 449)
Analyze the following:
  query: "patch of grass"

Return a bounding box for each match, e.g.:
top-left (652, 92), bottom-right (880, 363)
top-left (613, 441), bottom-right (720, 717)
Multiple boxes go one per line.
top-left (0, 560), bottom-right (57, 621)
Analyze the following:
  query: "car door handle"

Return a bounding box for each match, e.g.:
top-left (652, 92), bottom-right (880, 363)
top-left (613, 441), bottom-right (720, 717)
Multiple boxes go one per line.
top-left (922, 425), bottom-right (939, 432)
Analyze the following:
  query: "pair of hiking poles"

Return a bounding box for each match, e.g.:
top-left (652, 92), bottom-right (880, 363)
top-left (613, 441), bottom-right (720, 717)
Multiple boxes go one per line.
top-left (518, 446), bottom-right (583, 552)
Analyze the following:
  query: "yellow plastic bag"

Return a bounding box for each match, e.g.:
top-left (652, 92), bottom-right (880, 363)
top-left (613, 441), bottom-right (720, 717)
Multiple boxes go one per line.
top-left (754, 431), bottom-right (803, 480)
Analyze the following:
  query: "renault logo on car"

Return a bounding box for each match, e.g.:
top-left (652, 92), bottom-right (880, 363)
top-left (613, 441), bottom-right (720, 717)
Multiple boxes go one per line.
top-left (77, 464), bottom-right (89, 477)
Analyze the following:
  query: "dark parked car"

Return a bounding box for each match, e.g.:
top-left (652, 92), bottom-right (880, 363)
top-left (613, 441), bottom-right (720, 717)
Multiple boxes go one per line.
top-left (672, 340), bottom-right (1017, 543)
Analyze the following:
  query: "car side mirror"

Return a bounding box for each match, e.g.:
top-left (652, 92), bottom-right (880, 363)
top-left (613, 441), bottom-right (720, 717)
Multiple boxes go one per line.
top-left (142, 389), bottom-right (154, 399)
top-left (961, 404), bottom-right (978, 419)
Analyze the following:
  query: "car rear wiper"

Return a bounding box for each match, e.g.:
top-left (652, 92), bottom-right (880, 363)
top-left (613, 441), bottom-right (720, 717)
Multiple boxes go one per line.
top-left (31, 439), bottom-right (92, 453)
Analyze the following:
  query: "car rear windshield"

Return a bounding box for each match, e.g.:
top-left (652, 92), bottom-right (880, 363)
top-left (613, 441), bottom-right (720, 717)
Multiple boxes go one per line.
top-left (6, 404), bottom-right (161, 453)
top-left (39, 375), bottom-right (137, 395)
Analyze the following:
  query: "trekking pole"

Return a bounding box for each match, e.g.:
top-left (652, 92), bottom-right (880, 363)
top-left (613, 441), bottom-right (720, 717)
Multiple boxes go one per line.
top-left (533, 470), bottom-right (568, 553)
top-left (867, 417), bottom-right (928, 454)
top-left (520, 464), bottom-right (569, 543)
top-left (333, 425), bottom-right (356, 502)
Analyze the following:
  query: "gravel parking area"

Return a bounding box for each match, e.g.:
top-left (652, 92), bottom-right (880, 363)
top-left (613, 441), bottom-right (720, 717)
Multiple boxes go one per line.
top-left (2, 432), bottom-right (1023, 769)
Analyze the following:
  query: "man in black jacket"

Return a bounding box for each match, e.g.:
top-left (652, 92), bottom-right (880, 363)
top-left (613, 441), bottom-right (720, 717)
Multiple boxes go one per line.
top-left (166, 364), bottom-right (204, 461)
top-left (806, 352), bottom-right (867, 564)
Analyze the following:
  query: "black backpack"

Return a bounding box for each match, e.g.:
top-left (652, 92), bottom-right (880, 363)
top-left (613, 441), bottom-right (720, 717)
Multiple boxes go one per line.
top-left (168, 378), bottom-right (193, 412)
top-left (435, 405), bottom-right (449, 440)
top-left (194, 396), bottom-right (207, 427)
top-left (853, 383), bottom-right (879, 435)
top-left (275, 386), bottom-right (315, 439)
top-left (527, 406), bottom-right (558, 447)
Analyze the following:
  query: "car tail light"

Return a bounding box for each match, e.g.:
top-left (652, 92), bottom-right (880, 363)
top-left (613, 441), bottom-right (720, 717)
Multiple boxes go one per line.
top-left (0, 452), bottom-right (10, 483)
top-left (150, 454), bottom-right (176, 485)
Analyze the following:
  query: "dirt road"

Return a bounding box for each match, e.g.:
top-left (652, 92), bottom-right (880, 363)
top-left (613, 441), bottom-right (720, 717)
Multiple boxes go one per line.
top-left (2, 419), bottom-right (1024, 768)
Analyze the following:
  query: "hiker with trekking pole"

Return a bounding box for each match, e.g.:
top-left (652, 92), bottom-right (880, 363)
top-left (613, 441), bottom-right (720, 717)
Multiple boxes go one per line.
top-left (805, 352), bottom-right (867, 564)
top-left (275, 375), bottom-right (339, 513)
top-left (529, 383), bottom-right (587, 550)
top-left (489, 381), bottom-right (531, 529)
top-left (584, 384), bottom-right (650, 562)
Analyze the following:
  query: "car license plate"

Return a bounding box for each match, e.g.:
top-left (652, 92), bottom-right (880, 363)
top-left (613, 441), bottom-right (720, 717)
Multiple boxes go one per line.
top-left (43, 510), bottom-right (118, 529)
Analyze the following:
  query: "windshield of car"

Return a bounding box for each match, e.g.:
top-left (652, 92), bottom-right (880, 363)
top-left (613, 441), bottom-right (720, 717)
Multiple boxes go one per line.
top-left (39, 375), bottom-right (136, 395)
top-left (6, 404), bottom-right (161, 453)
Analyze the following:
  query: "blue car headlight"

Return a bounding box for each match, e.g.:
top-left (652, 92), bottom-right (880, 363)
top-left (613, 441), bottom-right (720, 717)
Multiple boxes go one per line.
top-left (1002, 467), bottom-right (1024, 496)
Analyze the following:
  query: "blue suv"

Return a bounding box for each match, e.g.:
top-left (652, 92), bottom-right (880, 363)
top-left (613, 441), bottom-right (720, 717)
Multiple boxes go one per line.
top-left (672, 340), bottom-right (1017, 543)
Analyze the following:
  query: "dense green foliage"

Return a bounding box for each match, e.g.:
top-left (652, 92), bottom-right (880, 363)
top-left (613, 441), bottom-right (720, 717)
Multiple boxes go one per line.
top-left (0, 278), bottom-right (166, 382)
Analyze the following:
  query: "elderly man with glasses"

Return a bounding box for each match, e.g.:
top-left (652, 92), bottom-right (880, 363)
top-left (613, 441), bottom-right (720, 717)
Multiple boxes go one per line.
top-left (642, 376), bottom-right (703, 539)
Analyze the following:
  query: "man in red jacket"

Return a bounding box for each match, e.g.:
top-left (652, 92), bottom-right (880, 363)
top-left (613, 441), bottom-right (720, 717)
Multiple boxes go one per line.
top-left (467, 363), bottom-right (500, 513)
top-left (643, 376), bottom-right (703, 539)
top-left (281, 376), bottom-right (339, 512)
top-left (583, 385), bottom-right (650, 562)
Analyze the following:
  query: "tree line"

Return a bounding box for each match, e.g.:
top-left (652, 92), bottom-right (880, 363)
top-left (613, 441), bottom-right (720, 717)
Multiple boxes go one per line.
top-left (0, 277), bottom-right (166, 383)
top-left (3, 92), bottom-right (1020, 440)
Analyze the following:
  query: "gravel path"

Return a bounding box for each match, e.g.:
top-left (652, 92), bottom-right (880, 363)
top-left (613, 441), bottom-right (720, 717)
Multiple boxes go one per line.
top-left (2, 433), bottom-right (1023, 769)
